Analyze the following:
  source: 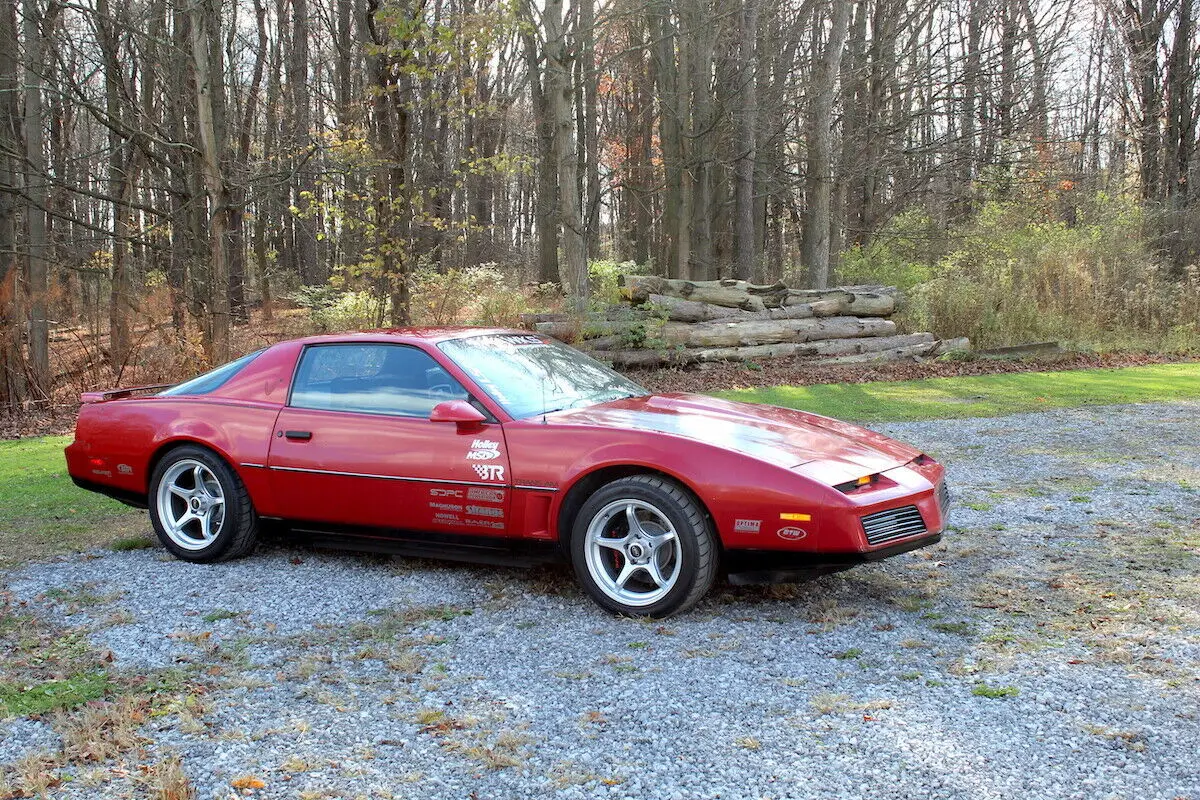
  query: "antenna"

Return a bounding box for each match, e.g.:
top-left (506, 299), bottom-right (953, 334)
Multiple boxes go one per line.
top-left (541, 374), bottom-right (548, 425)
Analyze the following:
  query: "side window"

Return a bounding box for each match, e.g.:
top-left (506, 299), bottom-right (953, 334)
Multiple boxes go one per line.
top-left (290, 344), bottom-right (469, 417)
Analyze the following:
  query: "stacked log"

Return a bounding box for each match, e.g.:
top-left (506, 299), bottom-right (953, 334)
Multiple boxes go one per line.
top-left (520, 276), bottom-right (967, 367)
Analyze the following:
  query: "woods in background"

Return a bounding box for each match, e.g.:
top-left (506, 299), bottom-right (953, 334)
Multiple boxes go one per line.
top-left (3, 0), bottom-right (1200, 409)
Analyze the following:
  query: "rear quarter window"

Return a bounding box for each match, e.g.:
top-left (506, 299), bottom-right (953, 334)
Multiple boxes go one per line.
top-left (159, 351), bottom-right (263, 396)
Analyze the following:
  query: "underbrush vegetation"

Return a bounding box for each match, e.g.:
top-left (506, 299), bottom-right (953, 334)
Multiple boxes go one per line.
top-left (837, 195), bottom-right (1200, 352)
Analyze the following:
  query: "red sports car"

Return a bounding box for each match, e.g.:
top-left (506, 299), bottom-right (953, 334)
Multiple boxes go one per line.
top-left (65, 329), bottom-right (949, 617)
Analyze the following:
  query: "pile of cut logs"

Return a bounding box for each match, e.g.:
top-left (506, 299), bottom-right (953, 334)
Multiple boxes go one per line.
top-left (522, 275), bottom-right (969, 368)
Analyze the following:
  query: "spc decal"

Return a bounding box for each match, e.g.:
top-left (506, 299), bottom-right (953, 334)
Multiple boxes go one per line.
top-left (467, 487), bottom-right (505, 503)
top-left (733, 519), bottom-right (761, 533)
top-left (776, 526), bottom-right (808, 541)
top-left (430, 488), bottom-right (464, 499)
top-left (473, 464), bottom-right (505, 482)
top-left (466, 439), bottom-right (502, 461)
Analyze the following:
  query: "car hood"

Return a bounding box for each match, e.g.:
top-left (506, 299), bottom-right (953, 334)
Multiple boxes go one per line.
top-left (547, 393), bottom-right (920, 477)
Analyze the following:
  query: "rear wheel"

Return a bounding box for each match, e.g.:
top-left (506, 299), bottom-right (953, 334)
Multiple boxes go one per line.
top-left (570, 474), bottom-right (717, 618)
top-left (149, 445), bottom-right (258, 562)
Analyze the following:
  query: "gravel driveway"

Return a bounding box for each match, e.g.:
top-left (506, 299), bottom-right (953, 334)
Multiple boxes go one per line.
top-left (3, 402), bottom-right (1198, 799)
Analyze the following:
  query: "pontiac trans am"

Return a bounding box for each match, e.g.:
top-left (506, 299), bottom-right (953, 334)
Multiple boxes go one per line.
top-left (65, 328), bottom-right (949, 617)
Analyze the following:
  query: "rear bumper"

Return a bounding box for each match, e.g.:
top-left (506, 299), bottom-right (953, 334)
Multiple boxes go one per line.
top-left (725, 532), bottom-right (942, 585)
top-left (70, 475), bottom-right (148, 509)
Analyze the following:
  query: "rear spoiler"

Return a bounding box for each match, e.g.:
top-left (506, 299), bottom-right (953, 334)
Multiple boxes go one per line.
top-left (80, 384), bottom-right (175, 404)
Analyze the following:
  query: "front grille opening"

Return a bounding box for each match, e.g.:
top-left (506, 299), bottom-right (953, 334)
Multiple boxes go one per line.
top-left (861, 505), bottom-right (927, 546)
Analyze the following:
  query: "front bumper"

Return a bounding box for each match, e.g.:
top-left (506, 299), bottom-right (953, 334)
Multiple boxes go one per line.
top-left (725, 531), bottom-right (942, 585)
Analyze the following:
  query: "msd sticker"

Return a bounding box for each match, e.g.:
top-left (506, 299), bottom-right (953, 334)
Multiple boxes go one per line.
top-left (776, 526), bottom-right (808, 541)
top-left (467, 439), bottom-right (501, 461)
top-left (733, 519), bottom-right (761, 533)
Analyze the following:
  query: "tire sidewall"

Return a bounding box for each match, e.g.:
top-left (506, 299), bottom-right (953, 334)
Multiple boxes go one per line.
top-left (570, 478), bottom-right (707, 617)
top-left (149, 445), bottom-right (245, 563)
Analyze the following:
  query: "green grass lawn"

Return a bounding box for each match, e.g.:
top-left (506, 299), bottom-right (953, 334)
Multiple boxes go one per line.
top-left (0, 436), bottom-right (146, 568)
top-left (716, 363), bottom-right (1200, 422)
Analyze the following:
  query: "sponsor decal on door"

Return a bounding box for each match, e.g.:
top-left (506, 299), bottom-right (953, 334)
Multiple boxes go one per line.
top-left (467, 439), bottom-right (501, 461)
top-left (473, 464), bottom-right (505, 482)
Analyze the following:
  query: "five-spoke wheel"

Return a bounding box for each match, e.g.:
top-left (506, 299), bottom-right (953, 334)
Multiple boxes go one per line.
top-left (149, 445), bottom-right (258, 562)
top-left (571, 474), bottom-right (717, 618)
top-left (156, 459), bottom-right (226, 551)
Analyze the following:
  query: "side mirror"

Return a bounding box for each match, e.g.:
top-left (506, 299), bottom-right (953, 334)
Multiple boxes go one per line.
top-left (429, 400), bottom-right (487, 429)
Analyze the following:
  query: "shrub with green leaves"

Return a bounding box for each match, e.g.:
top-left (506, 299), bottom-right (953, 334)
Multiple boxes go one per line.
top-left (838, 194), bottom-right (1200, 351)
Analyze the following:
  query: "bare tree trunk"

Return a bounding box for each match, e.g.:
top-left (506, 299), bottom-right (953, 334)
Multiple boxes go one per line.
top-left (544, 0), bottom-right (589, 304)
top-left (522, 5), bottom-right (560, 285)
top-left (0, 0), bottom-right (27, 407)
top-left (289, 0), bottom-right (321, 283)
top-left (801, 0), bottom-right (850, 289)
top-left (733, 0), bottom-right (760, 281)
top-left (580, 0), bottom-right (601, 255)
top-left (191, 0), bottom-right (232, 363)
top-left (954, 0), bottom-right (982, 219)
top-left (23, 0), bottom-right (48, 392)
top-left (649, 0), bottom-right (690, 278)
top-left (96, 0), bottom-right (132, 368)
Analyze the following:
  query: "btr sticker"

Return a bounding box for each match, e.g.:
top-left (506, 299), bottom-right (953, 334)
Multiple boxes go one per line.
top-left (733, 519), bottom-right (761, 533)
top-left (467, 439), bottom-right (501, 461)
top-left (467, 487), bottom-right (505, 503)
top-left (473, 464), bottom-right (505, 482)
top-left (776, 526), bottom-right (808, 541)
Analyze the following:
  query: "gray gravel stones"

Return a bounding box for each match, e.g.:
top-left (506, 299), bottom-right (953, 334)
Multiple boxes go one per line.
top-left (3, 401), bottom-right (1198, 799)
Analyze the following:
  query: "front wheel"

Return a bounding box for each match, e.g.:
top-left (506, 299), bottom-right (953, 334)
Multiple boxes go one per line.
top-left (149, 445), bottom-right (258, 563)
top-left (570, 475), bottom-right (718, 618)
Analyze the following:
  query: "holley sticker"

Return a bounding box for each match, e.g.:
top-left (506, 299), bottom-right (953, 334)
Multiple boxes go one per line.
top-left (466, 439), bottom-right (501, 461)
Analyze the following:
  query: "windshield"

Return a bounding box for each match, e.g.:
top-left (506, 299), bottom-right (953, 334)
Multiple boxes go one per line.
top-left (438, 334), bottom-right (647, 419)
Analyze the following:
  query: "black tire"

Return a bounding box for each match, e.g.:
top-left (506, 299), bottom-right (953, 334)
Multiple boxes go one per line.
top-left (570, 474), bottom-right (718, 618)
top-left (148, 445), bottom-right (259, 563)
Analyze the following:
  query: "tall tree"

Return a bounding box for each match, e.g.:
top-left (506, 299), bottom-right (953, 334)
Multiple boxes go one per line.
top-left (0, 0), bottom-right (27, 407)
top-left (801, 0), bottom-right (851, 289)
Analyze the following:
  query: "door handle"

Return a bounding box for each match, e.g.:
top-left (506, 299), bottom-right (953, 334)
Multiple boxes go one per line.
top-left (284, 430), bottom-right (312, 441)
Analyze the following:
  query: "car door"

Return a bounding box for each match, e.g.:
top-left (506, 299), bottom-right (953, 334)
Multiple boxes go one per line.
top-left (266, 342), bottom-right (512, 536)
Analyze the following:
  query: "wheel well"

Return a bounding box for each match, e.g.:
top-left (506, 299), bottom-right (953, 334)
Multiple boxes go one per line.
top-left (555, 466), bottom-right (717, 555)
top-left (145, 440), bottom-right (228, 488)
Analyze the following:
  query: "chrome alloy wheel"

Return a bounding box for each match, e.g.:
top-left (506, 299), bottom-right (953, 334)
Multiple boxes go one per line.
top-left (584, 499), bottom-right (682, 608)
top-left (155, 458), bottom-right (227, 551)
